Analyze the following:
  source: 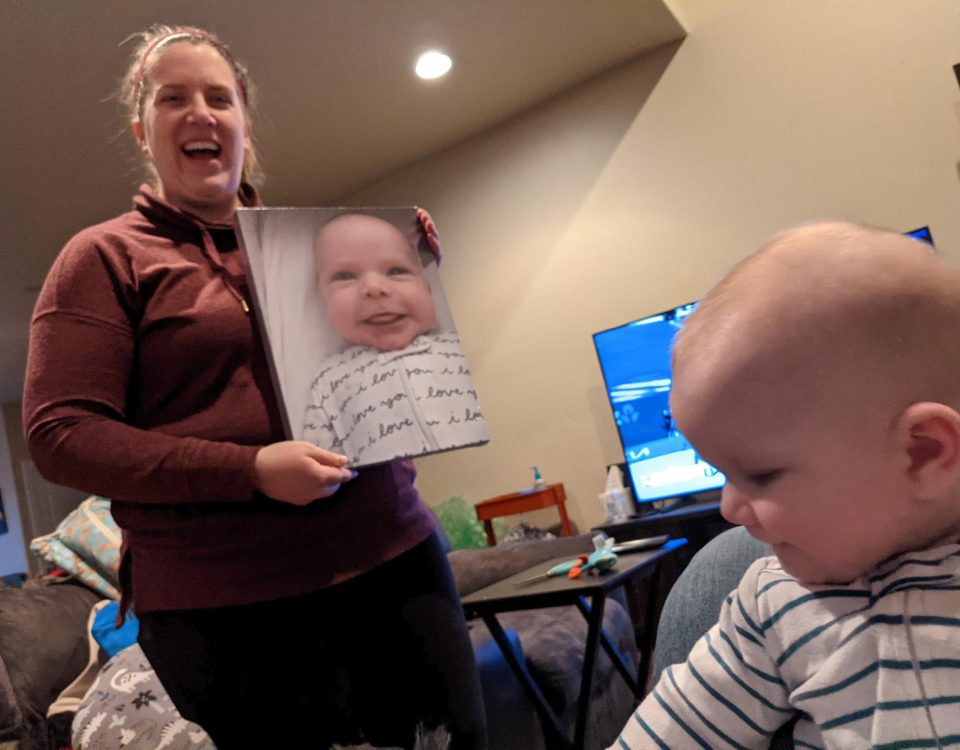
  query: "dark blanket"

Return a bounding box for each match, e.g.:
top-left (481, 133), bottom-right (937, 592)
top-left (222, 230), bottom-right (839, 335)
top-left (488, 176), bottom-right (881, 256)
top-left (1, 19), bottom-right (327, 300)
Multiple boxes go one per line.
top-left (0, 579), bottom-right (102, 748)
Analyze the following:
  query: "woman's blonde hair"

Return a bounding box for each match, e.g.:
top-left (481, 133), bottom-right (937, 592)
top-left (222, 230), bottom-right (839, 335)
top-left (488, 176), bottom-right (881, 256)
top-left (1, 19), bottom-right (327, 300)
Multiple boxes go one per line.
top-left (118, 24), bottom-right (264, 188)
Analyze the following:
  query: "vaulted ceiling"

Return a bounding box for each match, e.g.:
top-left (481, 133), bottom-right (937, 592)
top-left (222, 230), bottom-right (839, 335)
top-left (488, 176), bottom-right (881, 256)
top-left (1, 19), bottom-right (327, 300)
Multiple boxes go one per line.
top-left (0, 1), bottom-right (684, 402)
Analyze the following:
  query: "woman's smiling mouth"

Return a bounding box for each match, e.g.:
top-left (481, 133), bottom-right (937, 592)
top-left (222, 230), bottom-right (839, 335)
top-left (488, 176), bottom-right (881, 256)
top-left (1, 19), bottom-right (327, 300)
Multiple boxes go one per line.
top-left (182, 140), bottom-right (222, 159)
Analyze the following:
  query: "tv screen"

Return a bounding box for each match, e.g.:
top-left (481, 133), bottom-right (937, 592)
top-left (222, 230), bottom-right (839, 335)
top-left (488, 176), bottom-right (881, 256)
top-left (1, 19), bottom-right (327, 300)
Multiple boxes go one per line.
top-left (905, 226), bottom-right (935, 247)
top-left (593, 227), bottom-right (933, 509)
top-left (593, 302), bottom-right (724, 506)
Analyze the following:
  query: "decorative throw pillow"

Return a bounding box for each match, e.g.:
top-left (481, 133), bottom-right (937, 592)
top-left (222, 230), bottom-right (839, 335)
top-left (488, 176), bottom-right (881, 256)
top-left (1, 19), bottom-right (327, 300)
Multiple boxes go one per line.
top-left (499, 522), bottom-right (556, 545)
top-left (30, 497), bottom-right (121, 600)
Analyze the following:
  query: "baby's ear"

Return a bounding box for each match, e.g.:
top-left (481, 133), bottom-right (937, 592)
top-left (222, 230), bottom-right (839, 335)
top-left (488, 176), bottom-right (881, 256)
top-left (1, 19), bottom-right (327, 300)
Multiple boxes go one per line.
top-left (898, 402), bottom-right (960, 498)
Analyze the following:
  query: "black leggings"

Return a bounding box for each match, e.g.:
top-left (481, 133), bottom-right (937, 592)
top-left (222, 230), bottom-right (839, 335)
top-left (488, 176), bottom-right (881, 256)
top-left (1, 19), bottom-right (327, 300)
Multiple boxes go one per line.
top-left (138, 533), bottom-right (487, 749)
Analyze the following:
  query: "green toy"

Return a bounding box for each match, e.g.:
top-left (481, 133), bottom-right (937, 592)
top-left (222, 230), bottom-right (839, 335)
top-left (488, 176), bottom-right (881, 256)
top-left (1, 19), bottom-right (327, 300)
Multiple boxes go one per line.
top-left (433, 496), bottom-right (509, 550)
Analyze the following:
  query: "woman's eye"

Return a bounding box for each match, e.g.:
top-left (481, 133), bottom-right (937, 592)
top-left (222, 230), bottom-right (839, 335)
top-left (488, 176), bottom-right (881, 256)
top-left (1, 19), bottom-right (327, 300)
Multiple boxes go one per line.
top-left (159, 93), bottom-right (183, 104)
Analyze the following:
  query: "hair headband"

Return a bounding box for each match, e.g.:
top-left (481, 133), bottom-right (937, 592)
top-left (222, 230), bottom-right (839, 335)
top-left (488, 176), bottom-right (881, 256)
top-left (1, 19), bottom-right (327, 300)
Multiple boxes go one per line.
top-left (132, 28), bottom-right (248, 116)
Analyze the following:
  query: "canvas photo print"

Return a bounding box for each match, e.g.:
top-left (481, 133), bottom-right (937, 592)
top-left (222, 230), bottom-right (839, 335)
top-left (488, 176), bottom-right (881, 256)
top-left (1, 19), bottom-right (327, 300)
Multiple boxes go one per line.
top-left (236, 207), bottom-right (489, 467)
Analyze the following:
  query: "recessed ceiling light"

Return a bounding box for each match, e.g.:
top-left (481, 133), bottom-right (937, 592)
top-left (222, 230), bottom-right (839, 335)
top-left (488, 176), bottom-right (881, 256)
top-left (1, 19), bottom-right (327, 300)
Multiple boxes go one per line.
top-left (415, 50), bottom-right (452, 80)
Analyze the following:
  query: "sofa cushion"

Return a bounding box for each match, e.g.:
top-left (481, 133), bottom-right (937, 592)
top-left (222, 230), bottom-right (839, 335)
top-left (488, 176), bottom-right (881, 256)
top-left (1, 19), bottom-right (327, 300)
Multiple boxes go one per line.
top-left (496, 600), bottom-right (635, 715)
top-left (0, 579), bottom-right (102, 741)
top-left (468, 624), bottom-right (546, 749)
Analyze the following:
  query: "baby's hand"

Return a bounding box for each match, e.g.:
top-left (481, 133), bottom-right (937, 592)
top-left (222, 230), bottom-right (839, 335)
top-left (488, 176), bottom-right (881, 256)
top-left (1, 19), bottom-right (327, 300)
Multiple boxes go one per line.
top-left (253, 441), bottom-right (357, 505)
top-left (417, 208), bottom-right (441, 263)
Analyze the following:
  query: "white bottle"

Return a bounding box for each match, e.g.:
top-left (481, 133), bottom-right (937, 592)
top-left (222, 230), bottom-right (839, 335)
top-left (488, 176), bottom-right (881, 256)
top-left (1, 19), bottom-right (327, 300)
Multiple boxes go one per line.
top-left (599, 465), bottom-right (632, 522)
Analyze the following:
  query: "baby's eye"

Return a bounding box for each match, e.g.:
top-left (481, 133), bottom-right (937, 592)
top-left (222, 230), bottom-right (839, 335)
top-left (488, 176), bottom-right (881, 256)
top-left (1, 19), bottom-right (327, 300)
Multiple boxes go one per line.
top-left (386, 266), bottom-right (412, 277)
top-left (746, 469), bottom-right (783, 487)
top-left (330, 270), bottom-right (356, 281)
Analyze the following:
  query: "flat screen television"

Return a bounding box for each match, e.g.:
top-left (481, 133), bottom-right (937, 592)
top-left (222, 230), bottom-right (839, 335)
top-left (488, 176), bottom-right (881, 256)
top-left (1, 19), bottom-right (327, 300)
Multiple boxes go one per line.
top-left (905, 226), bottom-right (935, 247)
top-left (593, 226), bottom-right (935, 511)
top-left (593, 302), bottom-right (724, 508)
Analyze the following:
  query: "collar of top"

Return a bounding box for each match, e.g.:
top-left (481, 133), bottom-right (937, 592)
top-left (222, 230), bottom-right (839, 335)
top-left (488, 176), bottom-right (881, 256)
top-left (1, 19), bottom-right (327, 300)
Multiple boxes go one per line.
top-left (133, 182), bottom-right (262, 232)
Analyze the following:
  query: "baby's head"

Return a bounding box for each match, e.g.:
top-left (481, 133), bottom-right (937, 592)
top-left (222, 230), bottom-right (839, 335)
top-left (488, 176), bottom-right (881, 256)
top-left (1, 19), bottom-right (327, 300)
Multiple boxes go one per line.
top-left (313, 213), bottom-right (437, 351)
top-left (672, 222), bottom-right (960, 584)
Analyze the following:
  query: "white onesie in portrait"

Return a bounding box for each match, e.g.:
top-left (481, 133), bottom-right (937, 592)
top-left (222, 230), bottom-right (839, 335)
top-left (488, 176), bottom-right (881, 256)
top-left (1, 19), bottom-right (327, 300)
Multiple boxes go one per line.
top-left (302, 332), bottom-right (488, 466)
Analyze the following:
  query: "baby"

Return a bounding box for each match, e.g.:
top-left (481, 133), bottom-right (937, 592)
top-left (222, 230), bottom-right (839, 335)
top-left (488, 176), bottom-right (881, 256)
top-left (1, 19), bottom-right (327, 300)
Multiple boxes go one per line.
top-left (610, 222), bottom-right (960, 748)
top-left (302, 212), bottom-right (487, 466)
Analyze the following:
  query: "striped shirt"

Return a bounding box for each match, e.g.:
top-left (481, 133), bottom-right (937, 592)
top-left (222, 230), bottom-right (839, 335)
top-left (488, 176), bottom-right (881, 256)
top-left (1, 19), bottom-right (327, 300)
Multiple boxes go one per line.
top-left (611, 544), bottom-right (960, 749)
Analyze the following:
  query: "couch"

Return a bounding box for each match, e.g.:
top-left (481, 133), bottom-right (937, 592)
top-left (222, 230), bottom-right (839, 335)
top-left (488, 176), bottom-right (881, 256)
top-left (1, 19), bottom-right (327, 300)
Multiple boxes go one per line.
top-left (1, 533), bottom-right (639, 750)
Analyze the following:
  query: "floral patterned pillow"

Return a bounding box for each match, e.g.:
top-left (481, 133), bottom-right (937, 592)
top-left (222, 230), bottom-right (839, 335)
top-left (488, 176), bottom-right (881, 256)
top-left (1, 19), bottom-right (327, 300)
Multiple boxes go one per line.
top-left (30, 497), bottom-right (121, 599)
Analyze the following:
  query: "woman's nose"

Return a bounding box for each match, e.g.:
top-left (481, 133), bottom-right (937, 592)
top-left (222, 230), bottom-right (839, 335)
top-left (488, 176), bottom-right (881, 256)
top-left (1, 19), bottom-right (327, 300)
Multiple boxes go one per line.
top-left (720, 483), bottom-right (756, 526)
top-left (186, 94), bottom-right (216, 125)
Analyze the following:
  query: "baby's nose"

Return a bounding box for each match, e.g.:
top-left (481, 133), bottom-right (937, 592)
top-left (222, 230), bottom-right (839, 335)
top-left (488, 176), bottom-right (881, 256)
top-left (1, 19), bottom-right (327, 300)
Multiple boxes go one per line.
top-left (360, 273), bottom-right (389, 296)
top-left (719, 483), bottom-right (756, 527)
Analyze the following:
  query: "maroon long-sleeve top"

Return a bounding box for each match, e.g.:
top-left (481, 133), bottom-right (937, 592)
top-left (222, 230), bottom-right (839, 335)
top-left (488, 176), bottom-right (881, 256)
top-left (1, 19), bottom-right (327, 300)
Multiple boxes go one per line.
top-left (23, 185), bottom-right (435, 612)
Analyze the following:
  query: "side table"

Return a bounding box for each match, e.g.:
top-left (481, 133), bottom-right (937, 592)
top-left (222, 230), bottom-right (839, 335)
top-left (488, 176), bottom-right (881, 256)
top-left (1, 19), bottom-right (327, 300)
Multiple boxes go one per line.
top-left (474, 482), bottom-right (573, 546)
top-left (593, 500), bottom-right (731, 556)
top-left (594, 502), bottom-right (731, 659)
top-left (461, 538), bottom-right (688, 750)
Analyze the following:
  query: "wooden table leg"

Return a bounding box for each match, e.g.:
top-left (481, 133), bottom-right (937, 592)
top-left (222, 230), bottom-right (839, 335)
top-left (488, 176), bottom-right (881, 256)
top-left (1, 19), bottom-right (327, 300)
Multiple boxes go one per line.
top-left (556, 500), bottom-right (574, 537)
top-left (483, 519), bottom-right (496, 546)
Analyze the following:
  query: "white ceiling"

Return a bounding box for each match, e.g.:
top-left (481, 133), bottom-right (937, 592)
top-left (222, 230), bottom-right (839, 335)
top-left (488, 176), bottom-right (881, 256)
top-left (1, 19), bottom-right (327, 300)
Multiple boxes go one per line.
top-left (0, 1), bottom-right (685, 403)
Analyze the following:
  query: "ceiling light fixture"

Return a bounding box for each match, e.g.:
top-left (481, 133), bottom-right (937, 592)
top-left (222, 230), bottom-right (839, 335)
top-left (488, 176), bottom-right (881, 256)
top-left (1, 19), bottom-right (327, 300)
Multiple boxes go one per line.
top-left (415, 50), bottom-right (452, 80)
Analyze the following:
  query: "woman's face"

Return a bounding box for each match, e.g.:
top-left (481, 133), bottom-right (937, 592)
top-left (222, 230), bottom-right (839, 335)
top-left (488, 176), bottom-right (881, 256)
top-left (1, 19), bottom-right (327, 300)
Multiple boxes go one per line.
top-left (134, 42), bottom-right (248, 223)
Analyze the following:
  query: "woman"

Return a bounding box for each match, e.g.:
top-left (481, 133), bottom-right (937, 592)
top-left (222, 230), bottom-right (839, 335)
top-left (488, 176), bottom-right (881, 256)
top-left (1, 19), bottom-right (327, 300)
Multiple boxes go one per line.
top-left (23, 25), bottom-right (486, 750)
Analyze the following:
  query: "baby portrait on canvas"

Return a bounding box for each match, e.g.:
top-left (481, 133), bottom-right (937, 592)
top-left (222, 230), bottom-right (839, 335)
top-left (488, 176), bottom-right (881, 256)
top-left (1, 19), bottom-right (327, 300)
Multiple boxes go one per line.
top-left (236, 207), bottom-right (488, 467)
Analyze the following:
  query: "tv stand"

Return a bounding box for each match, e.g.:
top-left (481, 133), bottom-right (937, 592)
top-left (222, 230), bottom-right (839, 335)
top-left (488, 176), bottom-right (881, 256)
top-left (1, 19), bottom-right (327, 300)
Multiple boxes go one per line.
top-left (593, 490), bottom-right (728, 558)
top-left (632, 490), bottom-right (721, 519)
top-left (592, 491), bottom-right (731, 660)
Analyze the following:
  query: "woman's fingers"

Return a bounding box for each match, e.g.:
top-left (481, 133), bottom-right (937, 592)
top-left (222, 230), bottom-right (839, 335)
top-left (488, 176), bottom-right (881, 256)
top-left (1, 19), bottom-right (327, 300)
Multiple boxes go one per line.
top-left (253, 441), bottom-right (356, 505)
top-left (417, 208), bottom-right (441, 262)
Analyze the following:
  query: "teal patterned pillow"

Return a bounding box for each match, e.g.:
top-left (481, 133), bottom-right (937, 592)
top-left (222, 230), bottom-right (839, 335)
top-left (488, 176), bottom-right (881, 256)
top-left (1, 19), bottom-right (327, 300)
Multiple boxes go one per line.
top-left (30, 497), bottom-right (121, 599)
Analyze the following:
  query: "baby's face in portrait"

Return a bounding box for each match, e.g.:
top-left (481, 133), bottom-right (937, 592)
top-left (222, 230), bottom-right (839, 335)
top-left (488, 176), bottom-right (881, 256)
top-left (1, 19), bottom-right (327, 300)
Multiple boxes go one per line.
top-left (314, 214), bottom-right (437, 351)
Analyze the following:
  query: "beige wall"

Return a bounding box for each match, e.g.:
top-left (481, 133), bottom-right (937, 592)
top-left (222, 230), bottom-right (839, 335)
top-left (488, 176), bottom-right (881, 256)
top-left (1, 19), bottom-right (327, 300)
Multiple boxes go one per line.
top-left (347, 0), bottom-right (960, 531)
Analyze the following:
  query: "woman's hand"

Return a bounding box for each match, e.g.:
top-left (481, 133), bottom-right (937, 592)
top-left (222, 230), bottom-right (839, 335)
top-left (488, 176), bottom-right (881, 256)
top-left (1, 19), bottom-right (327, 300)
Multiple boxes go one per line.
top-left (416, 208), bottom-right (441, 262)
top-left (253, 441), bottom-right (357, 505)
